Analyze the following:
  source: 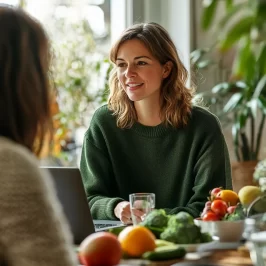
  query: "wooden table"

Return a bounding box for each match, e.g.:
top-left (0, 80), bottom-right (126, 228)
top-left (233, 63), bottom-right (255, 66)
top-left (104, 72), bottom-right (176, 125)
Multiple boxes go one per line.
top-left (119, 246), bottom-right (253, 266)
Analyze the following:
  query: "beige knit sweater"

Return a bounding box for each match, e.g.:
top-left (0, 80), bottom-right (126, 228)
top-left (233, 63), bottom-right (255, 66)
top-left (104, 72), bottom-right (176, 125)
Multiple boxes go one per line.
top-left (0, 137), bottom-right (77, 266)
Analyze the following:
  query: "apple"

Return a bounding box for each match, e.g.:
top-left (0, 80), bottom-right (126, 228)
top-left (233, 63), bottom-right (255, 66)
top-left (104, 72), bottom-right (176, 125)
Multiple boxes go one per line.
top-left (79, 232), bottom-right (122, 266)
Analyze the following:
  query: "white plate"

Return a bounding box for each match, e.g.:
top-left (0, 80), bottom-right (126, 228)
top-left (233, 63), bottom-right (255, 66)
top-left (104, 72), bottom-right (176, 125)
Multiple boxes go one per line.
top-left (174, 241), bottom-right (216, 252)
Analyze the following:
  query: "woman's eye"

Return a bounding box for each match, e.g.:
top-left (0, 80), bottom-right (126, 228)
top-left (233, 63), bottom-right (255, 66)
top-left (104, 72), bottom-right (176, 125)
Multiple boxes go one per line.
top-left (137, 61), bottom-right (147, 66)
top-left (117, 63), bottom-right (126, 68)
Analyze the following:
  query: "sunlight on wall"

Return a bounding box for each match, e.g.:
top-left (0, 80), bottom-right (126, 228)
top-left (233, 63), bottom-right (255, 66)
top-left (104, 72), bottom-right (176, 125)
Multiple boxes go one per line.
top-left (0, 0), bottom-right (18, 5)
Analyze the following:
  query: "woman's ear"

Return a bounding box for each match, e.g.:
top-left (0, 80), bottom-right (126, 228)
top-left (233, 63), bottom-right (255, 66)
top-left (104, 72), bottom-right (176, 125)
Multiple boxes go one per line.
top-left (162, 61), bottom-right (173, 79)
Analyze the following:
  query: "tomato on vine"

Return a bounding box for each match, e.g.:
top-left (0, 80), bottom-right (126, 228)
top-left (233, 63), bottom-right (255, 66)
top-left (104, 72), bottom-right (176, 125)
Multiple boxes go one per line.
top-left (211, 199), bottom-right (228, 217)
top-left (202, 211), bottom-right (220, 221)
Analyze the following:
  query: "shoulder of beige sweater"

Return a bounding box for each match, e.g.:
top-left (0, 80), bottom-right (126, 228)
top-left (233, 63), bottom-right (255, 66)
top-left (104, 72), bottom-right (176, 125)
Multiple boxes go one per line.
top-left (0, 136), bottom-right (39, 168)
top-left (0, 136), bottom-right (63, 217)
top-left (0, 136), bottom-right (53, 190)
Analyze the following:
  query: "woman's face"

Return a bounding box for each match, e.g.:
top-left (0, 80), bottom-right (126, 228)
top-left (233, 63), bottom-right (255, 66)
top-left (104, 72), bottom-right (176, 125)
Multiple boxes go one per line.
top-left (116, 39), bottom-right (169, 102)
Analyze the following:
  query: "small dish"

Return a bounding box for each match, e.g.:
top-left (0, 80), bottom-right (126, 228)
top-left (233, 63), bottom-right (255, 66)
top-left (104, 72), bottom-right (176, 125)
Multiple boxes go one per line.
top-left (194, 218), bottom-right (244, 242)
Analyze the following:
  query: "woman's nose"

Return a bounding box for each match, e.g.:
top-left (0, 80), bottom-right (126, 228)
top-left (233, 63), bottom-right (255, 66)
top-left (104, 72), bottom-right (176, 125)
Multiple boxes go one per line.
top-left (125, 65), bottom-right (137, 78)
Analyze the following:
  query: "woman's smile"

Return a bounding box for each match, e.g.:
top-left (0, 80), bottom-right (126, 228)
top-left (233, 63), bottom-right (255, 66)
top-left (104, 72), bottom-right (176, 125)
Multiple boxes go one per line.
top-left (126, 82), bottom-right (144, 91)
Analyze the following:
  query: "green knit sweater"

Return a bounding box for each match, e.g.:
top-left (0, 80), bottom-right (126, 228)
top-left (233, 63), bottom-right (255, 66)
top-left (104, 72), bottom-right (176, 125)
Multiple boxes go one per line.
top-left (80, 104), bottom-right (232, 220)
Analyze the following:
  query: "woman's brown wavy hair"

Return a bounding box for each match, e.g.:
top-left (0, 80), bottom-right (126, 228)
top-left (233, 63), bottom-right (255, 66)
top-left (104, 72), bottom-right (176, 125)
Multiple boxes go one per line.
top-left (0, 6), bottom-right (52, 155)
top-left (108, 22), bottom-right (195, 129)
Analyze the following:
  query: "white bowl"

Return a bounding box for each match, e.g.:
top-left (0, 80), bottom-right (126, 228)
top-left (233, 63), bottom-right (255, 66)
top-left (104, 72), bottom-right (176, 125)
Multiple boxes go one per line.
top-left (194, 218), bottom-right (245, 242)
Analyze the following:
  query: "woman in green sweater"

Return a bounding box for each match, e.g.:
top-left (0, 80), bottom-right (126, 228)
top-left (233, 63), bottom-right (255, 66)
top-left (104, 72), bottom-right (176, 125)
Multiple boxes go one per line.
top-left (80, 22), bottom-right (232, 224)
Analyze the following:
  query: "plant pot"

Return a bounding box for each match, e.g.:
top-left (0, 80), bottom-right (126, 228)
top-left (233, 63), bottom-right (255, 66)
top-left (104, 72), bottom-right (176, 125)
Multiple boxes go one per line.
top-left (231, 161), bottom-right (259, 193)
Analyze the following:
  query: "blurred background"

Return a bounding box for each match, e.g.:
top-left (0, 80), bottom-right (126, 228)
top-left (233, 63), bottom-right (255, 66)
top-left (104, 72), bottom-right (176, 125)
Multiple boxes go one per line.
top-left (2, 0), bottom-right (266, 185)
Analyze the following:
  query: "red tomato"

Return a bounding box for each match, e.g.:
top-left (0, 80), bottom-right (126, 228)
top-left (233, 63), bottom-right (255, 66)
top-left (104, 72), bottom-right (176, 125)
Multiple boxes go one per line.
top-left (202, 211), bottom-right (220, 221)
top-left (227, 205), bottom-right (237, 214)
top-left (210, 187), bottom-right (222, 196)
top-left (211, 199), bottom-right (228, 217)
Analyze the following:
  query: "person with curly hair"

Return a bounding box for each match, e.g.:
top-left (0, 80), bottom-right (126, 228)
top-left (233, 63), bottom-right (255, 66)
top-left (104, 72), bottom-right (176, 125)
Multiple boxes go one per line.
top-left (80, 22), bottom-right (232, 224)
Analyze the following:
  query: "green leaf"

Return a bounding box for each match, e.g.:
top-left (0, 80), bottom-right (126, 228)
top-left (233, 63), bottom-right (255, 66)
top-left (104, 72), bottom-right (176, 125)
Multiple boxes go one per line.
top-left (232, 123), bottom-right (239, 143)
top-left (197, 60), bottom-right (211, 69)
top-left (253, 75), bottom-right (266, 99)
top-left (218, 2), bottom-right (246, 28)
top-left (232, 122), bottom-right (240, 160)
top-left (235, 81), bottom-right (249, 90)
top-left (258, 96), bottom-right (266, 114)
top-left (201, 0), bottom-right (219, 30)
top-left (190, 48), bottom-right (210, 65)
top-left (223, 93), bottom-right (243, 113)
top-left (211, 82), bottom-right (230, 94)
top-left (247, 98), bottom-right (258, 118)
top-left (257, 43), bottom-right (266, 76)
top-left (257, 2), bottom-right (266, 21)
top-left (232, 38), bottom-right (256, 83)
top-left (225, 0), bottom-right (234, 10)
top-left (237, 111), bottom-right (248, 129)
top-left (220, 16), bottom-right (254, 51)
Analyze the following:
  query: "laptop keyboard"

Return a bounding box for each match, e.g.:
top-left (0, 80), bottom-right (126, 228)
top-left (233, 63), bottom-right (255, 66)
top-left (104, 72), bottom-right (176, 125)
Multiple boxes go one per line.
top-left (94, 223), bottom-right (121, 229)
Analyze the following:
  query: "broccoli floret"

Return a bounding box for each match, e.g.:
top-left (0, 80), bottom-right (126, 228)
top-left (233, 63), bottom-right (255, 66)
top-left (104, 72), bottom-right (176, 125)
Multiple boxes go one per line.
top-left (167, 211), bottom-right (194, 227)
top-left (200, 232), bottom-right (212, 243)
top-left (224, 203), bottom-right (246, 221)
top-left (160, 224), bottom-right (201, 244)
top-left (225, 213), bottom-right (243, 221)
top-left (141, 209), bottom-right (169, 228)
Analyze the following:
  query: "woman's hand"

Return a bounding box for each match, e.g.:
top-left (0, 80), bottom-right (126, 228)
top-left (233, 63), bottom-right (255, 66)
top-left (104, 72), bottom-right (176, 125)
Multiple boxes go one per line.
top-left (114, 201), bottom-right (145, 224)
top-left (114, 201), bottom-right (132, 224)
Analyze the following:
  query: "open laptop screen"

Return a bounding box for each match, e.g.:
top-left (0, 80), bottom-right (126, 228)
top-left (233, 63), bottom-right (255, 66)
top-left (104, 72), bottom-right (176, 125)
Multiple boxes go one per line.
top-left (40, 167), bottom-right (95, 244)
top-left (40, 167), bottom-right (125, 244)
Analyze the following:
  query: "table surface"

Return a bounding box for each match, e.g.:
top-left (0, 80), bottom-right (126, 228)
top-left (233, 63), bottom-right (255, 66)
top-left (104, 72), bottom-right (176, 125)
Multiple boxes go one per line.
top-left (119, 245), bottom-right (253, 266)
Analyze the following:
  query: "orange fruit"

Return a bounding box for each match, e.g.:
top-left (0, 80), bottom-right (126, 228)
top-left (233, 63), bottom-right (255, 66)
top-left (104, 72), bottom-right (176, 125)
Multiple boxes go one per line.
top-left (217, 190), bottom-right (239, 206)
top-left (118, 225), bottom-right (156, 257)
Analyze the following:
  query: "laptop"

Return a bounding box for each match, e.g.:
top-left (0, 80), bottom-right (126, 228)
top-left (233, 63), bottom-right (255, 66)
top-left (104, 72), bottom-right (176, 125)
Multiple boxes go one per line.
top-left (40, 167), bottom-right (125, 245)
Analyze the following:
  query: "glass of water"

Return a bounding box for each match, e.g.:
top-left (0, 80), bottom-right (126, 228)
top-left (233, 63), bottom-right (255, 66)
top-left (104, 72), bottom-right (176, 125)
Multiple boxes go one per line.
top-left (129, 193), bottom-right (155, 225)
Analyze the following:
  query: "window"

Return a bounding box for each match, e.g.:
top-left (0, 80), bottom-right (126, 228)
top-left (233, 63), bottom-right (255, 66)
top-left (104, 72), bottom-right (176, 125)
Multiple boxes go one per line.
top-left (0, 0), bottom-right (119, 166)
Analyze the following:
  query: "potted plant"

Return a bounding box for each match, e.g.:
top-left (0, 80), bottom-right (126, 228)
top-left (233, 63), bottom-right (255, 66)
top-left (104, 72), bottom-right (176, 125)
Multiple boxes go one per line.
top-left (192, 0), bottom-right (266, 192)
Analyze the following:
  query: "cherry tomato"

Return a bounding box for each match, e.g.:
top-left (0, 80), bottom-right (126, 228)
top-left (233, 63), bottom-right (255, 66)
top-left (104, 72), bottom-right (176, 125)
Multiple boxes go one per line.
top-left (227, 205), bottom-right (237, 214)
top-left (202, 211), bottom-right (220, 221)
top-left (211, 199), bottom-right (228, 217)
top-left (210, 187), bottom-right (222, 197)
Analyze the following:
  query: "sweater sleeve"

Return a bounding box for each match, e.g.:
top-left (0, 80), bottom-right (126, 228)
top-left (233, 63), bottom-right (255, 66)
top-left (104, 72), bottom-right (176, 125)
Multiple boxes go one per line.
top-left (0, 145), bottom-right (77, 266)
top-left (166, 118), bottom-right (232, 218)
top-left (80, 135), bottom-right (125, 220)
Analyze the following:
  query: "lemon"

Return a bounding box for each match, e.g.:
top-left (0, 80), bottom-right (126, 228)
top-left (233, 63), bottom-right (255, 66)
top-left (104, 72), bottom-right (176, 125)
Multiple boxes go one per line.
top-left (238, 186), bottom-right (262, 207)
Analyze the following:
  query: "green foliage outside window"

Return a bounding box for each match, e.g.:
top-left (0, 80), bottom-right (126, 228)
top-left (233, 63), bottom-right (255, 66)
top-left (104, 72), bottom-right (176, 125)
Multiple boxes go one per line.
top-left (192, 0), bottom-right (266, 162)
top-left (52, 18), bottom-right (111, 129)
